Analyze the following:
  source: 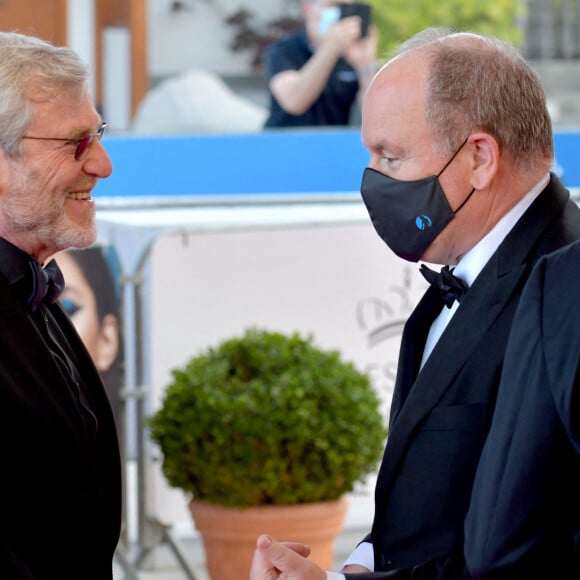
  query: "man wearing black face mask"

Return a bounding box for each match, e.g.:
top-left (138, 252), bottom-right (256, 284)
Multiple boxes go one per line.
top-left (361, 136), bottom-right (475, 263)
top-left (250, 27), bottom-right (580, 580)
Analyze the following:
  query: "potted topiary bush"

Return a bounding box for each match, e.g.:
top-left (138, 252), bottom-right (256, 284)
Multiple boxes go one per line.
top-left (148, 327), bottom-right (386, 580)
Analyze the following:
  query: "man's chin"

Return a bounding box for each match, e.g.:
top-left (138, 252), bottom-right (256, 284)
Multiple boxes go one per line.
top-left (58, 224), bottom-right (98, 251)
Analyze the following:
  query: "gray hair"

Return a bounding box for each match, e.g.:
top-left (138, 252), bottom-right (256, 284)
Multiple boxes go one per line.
top-left (0, 32), bottom-right (89, 156)
top-left (396, 27), bottom-right (553, 171)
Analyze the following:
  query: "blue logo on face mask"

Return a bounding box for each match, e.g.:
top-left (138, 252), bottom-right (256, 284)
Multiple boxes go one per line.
top-left (415, 215), bottom-right (433, 230)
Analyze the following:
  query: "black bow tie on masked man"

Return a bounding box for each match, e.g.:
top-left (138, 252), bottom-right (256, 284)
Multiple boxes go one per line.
top-left (250, 26), bottom-right (580, 580)
top-left (0, 32), bottom-right (121, 579)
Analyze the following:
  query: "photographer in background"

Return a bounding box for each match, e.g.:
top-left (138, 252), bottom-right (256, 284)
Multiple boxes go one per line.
top-left (263, 0), bottom-right (378, 128)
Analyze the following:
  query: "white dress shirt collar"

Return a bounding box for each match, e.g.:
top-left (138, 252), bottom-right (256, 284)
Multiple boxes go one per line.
top-left (420, 173), bottom-right (550, 369)
top-left (453, 173), bottom-right (550, 285)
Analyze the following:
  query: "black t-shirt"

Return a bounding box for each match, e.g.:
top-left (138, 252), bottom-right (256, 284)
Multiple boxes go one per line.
top-left (263, 31), bottom-right (360, 128)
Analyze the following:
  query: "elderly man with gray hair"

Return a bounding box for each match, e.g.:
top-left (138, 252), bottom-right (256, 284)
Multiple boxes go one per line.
top-left (0, 31), bottom-right (121, 579)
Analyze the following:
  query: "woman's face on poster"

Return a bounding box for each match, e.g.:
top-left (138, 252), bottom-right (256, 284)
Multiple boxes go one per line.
top-left (54, 250), bottom-right (119, 372)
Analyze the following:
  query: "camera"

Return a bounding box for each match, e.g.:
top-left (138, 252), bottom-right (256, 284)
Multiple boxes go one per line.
top-left (339, 3), bottom-right (372, 38)
top-left (318, 3), bottom-right (372, 38)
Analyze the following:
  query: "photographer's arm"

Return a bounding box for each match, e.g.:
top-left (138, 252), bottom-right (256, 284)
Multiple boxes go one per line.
top-left (346, 25), bottom-right (378, 104)
top-left (269, 17), bottom-right (363, 115)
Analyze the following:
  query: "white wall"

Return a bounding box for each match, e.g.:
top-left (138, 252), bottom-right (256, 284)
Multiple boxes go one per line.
top-left (64, 0), bottom-right (288, 130)
top-left (67, 0), bottom-right (96, 97)
top-left (148, 0), bottom-right (294, 77)
top-left (68, 0), bottom-right (280, 78)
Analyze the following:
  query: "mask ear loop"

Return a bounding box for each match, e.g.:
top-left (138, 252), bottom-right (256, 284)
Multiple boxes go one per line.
top-left (436, 136), bottom-right (470, 177)
top-left (436, 136), bottom-right (474, 214)
top-left (452, 187), bottom-right (476, 214)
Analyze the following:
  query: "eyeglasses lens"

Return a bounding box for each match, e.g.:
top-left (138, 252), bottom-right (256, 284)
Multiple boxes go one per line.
top-left (74, 136), bottom-right (92, 160)
top-left (74, 123), bottom-right (106, 161)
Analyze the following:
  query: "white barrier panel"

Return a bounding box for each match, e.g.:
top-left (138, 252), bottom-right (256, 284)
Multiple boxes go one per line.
top-left (131, 217), bottom-right (428, 532)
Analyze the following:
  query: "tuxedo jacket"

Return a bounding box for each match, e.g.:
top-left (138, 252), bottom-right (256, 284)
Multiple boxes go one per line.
top-left (345, 174), bottom-right (580, 579)
top-left (0, 275), bottom-right (122, 578)
top-left (465, 240), bottom-right (580, 579)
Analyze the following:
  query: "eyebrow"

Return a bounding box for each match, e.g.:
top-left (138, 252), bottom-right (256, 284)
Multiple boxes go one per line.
top-left (75, 120), bottom-right (104, 138)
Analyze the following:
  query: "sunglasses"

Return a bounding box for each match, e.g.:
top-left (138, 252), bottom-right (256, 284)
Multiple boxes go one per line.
top-left (22, 121), bottom-right (107, 161)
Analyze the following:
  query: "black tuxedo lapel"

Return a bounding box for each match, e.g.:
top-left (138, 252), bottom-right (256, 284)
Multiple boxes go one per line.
top-left (50, 301), bottom-right (108, 390)
top-left (389, 260), bottom-right (526, 433)
top-left (0, 280), bottom-right (83, 426)
top-left (0, 276), bottom-right (115, 437)
top-left (388, 288), bottom-right (443, 431)
top-left (378, 260), bottom-right (529, 502)
top-left (47, 300), bottom-right (120, 439)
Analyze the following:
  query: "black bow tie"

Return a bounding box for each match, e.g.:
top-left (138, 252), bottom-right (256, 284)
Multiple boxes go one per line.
top-left (27, 259), bottom-right (65, 312)
top-left (420, 264), bottom-right (468, 308)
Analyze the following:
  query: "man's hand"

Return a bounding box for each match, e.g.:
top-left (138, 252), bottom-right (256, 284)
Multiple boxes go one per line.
top-left (323, 16), bottom-right (365, 55)
top-left (251, 534), bottom-right (327, 580)
top-left (344, 25), bottom-right (378, 71)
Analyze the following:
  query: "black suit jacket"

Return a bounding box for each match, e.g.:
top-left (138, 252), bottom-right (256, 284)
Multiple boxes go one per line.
top-left (464, 240), bottom-right (580, 579)
top-left (0, 275), bottom-right (122, 578)
top-left (345, 175), bottom-right (580, 579)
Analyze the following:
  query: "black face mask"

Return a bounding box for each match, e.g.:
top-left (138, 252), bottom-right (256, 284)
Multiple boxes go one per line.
top-left (360, 139), bottom-right (475, 262)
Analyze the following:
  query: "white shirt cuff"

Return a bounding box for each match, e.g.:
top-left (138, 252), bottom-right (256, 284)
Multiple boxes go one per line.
top-left (327, 573), bottom-right (346, 580)
top-left (341, 540), bottom-right (374, 570)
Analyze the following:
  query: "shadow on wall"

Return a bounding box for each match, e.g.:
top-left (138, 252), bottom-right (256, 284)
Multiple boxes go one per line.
top-left (132, 70), bottom-right (268, 135)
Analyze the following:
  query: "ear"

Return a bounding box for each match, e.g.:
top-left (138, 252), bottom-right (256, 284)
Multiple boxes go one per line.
top-left (467, 132), bottom-right (499, 190)
top-left (93, 313), bottom-right (120, 372)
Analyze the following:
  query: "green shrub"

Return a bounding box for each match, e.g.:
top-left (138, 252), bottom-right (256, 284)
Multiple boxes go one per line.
top-left (149, 328), bottom-right (386, 507)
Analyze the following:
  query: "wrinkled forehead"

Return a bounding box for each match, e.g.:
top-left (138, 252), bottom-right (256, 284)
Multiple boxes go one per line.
top-left (25, 73), bottom-right (86, 106)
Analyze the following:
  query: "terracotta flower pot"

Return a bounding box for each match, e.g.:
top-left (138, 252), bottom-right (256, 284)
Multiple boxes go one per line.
top-left (190, 496), bottom-right (349, 580)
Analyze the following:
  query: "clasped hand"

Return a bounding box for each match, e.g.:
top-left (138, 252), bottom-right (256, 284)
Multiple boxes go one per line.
top-left (250, 534), bottom-right (327, 580)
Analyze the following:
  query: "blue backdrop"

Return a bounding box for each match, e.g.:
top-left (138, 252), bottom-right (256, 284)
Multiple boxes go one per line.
top-left (93, 128), bottom-right (580, 200)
